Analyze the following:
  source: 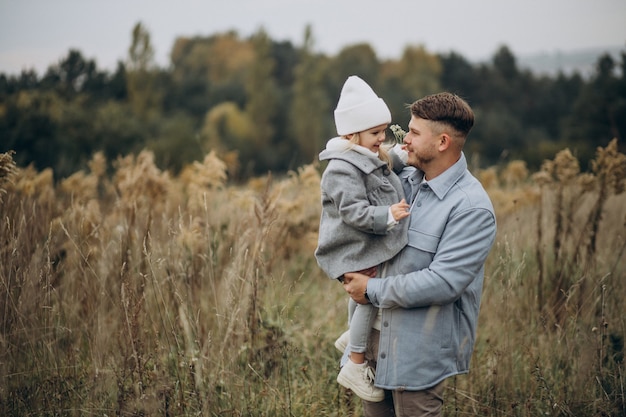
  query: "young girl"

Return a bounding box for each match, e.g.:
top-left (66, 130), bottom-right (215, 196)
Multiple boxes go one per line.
top-left (315, 76), bottom-right (409, 402)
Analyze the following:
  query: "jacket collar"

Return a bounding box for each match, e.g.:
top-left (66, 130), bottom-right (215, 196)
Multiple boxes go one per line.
top-left (403, 153), bottom-right (467, 200)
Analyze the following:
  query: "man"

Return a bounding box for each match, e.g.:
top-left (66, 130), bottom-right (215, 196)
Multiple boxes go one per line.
top-left (343, 92), bottom-right (497, 416)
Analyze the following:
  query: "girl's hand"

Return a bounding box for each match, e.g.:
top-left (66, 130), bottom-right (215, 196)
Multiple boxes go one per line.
top-left (390, 199), bottom-right (410, 221)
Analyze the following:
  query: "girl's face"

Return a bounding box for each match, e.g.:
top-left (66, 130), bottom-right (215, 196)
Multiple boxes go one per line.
top-left (350, 123), bottom-right (388, 153)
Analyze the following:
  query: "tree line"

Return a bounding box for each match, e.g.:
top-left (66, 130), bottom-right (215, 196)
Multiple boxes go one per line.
top-left (1, 23), bottom-right (624, 180)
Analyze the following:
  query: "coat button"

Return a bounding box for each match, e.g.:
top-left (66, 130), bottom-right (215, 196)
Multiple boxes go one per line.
top-left (383, 321), bottom-right (389, 327)
top-left (380, 353), bottom-right (386, 359)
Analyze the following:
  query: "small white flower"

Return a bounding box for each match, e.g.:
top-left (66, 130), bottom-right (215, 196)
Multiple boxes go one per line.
top-left (390, 124), bottom-right (407, 145)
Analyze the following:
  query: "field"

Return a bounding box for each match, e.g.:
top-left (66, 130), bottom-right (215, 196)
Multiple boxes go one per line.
top-left (1, 142), bottom-right (625, 416)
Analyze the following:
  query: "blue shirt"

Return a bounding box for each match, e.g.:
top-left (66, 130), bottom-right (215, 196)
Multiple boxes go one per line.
top-left (367, 153), bottom-right (497, 390)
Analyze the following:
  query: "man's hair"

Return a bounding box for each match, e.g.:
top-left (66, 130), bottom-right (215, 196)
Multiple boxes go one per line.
top-left (410, 92), bottom-right (474, 137)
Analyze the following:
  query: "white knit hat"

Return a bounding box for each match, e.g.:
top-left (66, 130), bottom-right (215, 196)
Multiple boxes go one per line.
top-left (334, 75), bottom-right (391, 136)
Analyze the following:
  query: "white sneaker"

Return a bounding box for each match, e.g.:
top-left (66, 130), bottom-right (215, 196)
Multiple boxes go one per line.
top-left (334, 330), bottom-right (350, 353)
top-left (337, 359), bottom-right (384, 402)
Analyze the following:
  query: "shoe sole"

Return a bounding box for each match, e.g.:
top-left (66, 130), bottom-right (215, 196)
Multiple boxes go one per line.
top-left (334, 339), bottom-right (347, 352)
top-left (334, 331), bottom-right (349, 352)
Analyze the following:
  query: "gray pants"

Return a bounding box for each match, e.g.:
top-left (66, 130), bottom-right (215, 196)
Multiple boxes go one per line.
top-left (347, 298), bottom-right (377, 353)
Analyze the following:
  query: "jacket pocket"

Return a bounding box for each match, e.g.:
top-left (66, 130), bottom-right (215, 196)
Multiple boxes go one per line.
top-left (367, 180), bottom-right (400, 206)
top-left (407, 228), bottom-right (440, 253)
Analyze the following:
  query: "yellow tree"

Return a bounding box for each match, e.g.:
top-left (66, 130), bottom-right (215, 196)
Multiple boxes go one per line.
top-left (380, 45), bottom-right (441, 122)
top-left (169, 32), bottom-right (255, 118)
top-left (171, 32), bottom-right (255, 87)
top-left (397, 45), bottom-right (442, 97)
top-left (200, 102), bottom-right (252, 178)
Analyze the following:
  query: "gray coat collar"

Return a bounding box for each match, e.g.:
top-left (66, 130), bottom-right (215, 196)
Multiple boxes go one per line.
top-left (319, 137), bottom-right (387, 175)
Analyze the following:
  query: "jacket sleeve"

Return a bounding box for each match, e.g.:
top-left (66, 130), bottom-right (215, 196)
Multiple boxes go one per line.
top-left (322, 161), bottom-right (390, 235)
top-left (389, 144), bottom-right (408, 175)
top-left (368, 206), bottom-right (496, 308)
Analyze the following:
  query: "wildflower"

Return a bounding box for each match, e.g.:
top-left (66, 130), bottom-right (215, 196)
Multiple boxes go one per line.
top-left (389, 124), bottom-right (407, 145)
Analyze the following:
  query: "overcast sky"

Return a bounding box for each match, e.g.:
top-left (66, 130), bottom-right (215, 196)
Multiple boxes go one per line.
top-left (1, 0), bottom-right (625, 75)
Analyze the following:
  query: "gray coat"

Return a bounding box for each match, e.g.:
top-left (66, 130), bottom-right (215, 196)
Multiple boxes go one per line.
top-left (315, 138), bottom-right (409, 280)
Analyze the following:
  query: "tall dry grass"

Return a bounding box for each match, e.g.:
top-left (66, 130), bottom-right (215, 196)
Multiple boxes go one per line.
top-left (0, 140), bottom-right (624, 416)
top-left (475, 139), bottom-right (625, 417)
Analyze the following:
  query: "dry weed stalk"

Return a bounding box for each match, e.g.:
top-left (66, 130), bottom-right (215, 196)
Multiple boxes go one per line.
top-left (113, 150), bottom-right (170, 209)
top-left (272, 164), bottom-right (322, 257)
top-left (179, 150), bottom-right (228, 213)
top-left (532, 140), bottom-right (626, 327)
top-left (480, 162), bottom-right (539, 219)
top-left (501, 160), bottom-right (529, 188)
top-left (0, 153), bottom-right (66, 413)
top-left (532, 149), bottom-right (583, 321)
top-left (579, 139), bottom-right (626, 267)
top-left (0, 151), bottom-right (18, 204)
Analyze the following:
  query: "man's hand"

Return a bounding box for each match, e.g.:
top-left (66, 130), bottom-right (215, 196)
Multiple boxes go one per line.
top-left (343, 272), bottom-right (371, 304)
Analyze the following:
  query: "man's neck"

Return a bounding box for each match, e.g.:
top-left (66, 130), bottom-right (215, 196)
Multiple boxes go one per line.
top-left (423, 153), bottom-right (461, 181)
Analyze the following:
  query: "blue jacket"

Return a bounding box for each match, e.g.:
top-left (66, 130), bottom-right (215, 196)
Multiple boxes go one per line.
top-left (367, 153), bottom-right (496, 390)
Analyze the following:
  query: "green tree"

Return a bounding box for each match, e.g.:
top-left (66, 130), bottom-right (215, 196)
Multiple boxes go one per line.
top-left (327, 43), bottom-right (381, 98)
top-left (126, 22), bottom-right (162, 119)
top-left (268, 40), bottom-right (299, 170)
top-left (470, 106), bottom-right (523, 164)
top-left (289, 26), bottom-right (334, 164)
top-left (438, 51), bottom-right (480, 99)
top-left (615, 51), bottom-right (626, 144)
top-left (289, 25), bottom-right (331, 165)
top-left (167, 37), bottom-right (212, 118)
top-left (486, 45), bottom-right (521, 111)
top-left (148, 112), bottom-right (201, 173)
top-left (564, 53), bottom-right (625, 164)
top-left (91, 100), bottom-right (144, 166)
top-left (40, 50), bottom-right (91, 98)
top-left (244, 28), bottom-right (280, 172)
top-left (0, 90), bottom-right (61, 173)
top-left (40, 49), bottom-right (118, 103)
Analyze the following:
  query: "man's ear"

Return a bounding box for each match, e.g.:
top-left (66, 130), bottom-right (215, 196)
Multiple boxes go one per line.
top-left (438, 133), bottom-right (451, 151)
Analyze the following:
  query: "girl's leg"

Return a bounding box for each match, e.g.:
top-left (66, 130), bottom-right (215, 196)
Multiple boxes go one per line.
top-left (337, 306), bottom-right (384, 402)
top-left (347, 297), bottom-right (357, 325)
top-left (349, 303), bottom-right (377, 364)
